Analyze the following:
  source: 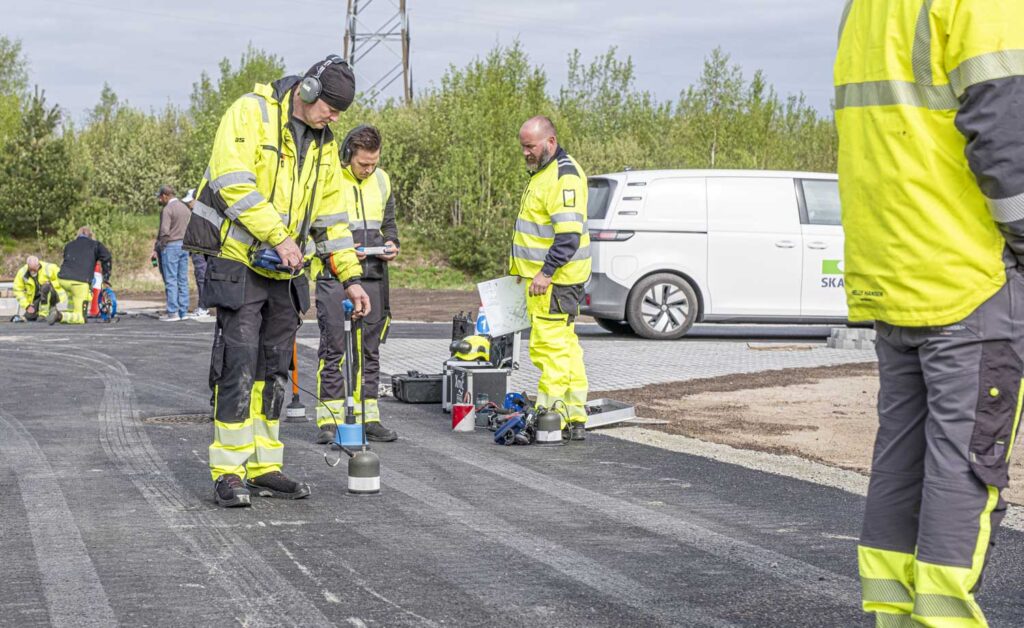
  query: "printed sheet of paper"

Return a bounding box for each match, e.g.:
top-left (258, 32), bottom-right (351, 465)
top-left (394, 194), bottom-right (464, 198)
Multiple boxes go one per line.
top-left (477, 276), bottom-right (530, 336)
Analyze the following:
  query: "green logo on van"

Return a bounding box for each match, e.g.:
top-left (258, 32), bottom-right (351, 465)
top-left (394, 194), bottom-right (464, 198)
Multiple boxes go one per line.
top-left (822, 259), bottom-right (844, 275)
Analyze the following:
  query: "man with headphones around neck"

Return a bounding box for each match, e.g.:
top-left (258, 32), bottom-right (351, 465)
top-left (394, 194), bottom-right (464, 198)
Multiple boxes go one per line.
top-left (184, 55), bottom-right (370, 508)
top-left (315, 124), bottom-right (400, 444)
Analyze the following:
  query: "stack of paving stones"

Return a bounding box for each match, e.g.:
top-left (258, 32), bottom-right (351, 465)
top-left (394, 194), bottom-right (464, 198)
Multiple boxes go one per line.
top-left (826, 327), bottom-right (877, 350)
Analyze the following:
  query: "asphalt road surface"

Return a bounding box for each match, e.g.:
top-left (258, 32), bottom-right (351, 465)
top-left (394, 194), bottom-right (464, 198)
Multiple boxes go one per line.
top-left (2, 319), bottom-right (1022, 627)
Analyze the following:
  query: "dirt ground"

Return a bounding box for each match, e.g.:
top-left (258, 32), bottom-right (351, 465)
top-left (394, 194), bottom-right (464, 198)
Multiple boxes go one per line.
top-left (605, 362), bottom-right (1024, 504)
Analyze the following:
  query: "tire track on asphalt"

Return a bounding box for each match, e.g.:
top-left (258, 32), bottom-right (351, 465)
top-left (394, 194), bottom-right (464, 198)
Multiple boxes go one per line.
top-left (399, 420), bottom-right (862, 606)
top-left (15, 346), bottom-right (335, 628)
top-left (0, 410), bottom-right (119, 628)
top-left (289, 439), bottom-right (737, 628)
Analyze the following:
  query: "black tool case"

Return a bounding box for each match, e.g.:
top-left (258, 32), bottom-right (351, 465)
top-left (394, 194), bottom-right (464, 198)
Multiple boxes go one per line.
top-left (392, 371), bottom-right (444, 403)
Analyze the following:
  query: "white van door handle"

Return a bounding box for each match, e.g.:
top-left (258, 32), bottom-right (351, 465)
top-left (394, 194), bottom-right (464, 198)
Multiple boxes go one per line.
top-left (807, 241), bottom-right (828, 250)
top-left (775, 240), bottom-right (796, 249)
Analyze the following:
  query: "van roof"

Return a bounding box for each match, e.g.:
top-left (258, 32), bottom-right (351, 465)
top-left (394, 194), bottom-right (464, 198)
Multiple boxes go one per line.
top-left (592, 169), bottom-right (838, 182)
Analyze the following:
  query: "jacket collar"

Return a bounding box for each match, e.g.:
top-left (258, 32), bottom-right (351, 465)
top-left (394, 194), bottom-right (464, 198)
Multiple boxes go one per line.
top-left (532, 145), bottom-right (565, 177)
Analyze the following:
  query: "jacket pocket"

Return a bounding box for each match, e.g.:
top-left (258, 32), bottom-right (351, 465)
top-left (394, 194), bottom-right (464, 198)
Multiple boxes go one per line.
top-left (549, 284), bottom-right (584, 317)
top-left (202, 258), bottom-right (248, 311)
top-left (969, 340), bottom-right (1024, 489)
top-left (183, 199), bottom-right (225, 257)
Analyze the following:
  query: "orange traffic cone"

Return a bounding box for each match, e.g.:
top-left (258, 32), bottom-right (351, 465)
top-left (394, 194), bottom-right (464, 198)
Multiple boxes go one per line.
top-left (88, 261), bottom-right (102, 317)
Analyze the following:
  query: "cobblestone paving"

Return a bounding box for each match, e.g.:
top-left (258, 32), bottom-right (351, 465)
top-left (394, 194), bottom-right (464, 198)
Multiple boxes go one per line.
top-left (298, 337), bottom-right (877, 393)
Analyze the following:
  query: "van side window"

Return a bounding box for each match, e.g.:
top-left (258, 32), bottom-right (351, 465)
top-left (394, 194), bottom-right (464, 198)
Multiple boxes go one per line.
top-left (644, 178), bottom-right (707, 231)
top-left (799, 179), bottom-right (842, 226)
top-left (707, 177), bottom-right (800, 232)
top-left (587, 178), bottom-right (617, 220)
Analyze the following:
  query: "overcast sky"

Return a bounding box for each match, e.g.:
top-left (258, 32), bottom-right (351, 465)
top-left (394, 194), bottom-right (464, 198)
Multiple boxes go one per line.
top-left (1, 0), bottom-right (843, 121)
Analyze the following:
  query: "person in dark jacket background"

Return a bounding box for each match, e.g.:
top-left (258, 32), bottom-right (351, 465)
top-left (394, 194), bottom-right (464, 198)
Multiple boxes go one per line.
top-left (54, 226), bottom-right (112, 325)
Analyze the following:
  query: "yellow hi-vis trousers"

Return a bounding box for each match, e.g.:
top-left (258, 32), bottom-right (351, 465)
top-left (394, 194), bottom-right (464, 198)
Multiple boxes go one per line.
top-left (60, 279), bottom-right (91, 324)
top-left (525, 281), bottom-right (588, 428)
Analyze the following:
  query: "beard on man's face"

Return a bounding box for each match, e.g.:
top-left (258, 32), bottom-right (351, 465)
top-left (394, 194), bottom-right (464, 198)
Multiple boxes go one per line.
top-left (525, 145), bottom-right (551, 173)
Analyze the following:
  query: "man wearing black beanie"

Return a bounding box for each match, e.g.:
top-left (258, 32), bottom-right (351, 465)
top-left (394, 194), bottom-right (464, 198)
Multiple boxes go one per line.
top-left (184, 55), bottom-right (368, 508)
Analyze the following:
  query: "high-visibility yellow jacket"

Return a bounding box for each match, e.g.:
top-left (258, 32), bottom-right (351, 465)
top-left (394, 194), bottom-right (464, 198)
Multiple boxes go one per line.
top-left (510, 147), bottom-right (591, 286)
top-left (344, 166), bottom-right (397, 281)
top-left (186, 76), bottom-right (361, 283)
top-left (13, 262), bottom-right (64, 308)
top-left (835, 0), bottom-right (1024, 326)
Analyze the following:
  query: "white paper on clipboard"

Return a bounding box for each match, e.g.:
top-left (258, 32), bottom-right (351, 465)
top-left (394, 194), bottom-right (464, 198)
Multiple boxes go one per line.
top-left (476, 276), bottom-right (530, 336)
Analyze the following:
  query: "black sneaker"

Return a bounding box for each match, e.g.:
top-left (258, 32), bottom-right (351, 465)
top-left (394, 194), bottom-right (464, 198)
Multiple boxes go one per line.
top-left (214, 474), bottom-right (251, 508)
top-left (365, 422), bottom-right (398, 442)
top-left (246, 471), bottom-right (311, 500)
top-left (46, 309), bottom-right (61, 325)
top-left (569, 424), bottom-right (587, 441)
top-left (316, 424), bottom-right (337, 444)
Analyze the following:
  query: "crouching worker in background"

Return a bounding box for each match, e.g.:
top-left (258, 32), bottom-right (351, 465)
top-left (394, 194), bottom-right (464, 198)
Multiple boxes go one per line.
top-left (13, 256), bottom-right (65, 324)
top-left (55, 227), bottom-right (112, 325)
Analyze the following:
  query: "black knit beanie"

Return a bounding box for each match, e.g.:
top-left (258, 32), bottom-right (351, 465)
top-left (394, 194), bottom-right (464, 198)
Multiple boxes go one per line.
top-left (305, 59), bottom-right (356, 111)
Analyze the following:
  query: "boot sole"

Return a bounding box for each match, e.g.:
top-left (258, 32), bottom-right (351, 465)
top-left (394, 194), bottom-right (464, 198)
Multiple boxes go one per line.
top-left (366, 434), bottom-right (398, 442)
top-left (245, 481), bottom-right (312, 500)
top-left (215, 492), bottom-right (252, 508)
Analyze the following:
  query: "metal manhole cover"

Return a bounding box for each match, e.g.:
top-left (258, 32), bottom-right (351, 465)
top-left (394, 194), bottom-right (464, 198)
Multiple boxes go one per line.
top-left (143, 414), bottom-right (212, 425)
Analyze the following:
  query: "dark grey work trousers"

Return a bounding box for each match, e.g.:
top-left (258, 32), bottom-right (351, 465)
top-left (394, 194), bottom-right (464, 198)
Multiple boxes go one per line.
top-left (860, 267), bottom-right (1024, 625)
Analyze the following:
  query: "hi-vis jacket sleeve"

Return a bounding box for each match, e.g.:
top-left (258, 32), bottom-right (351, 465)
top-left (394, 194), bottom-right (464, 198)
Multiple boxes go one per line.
top-left (12, 267), bottom-right (30, 308)
top-left (311, 166), bottom-right (361, 283)
top-left (949, 0), bottom-right (1024, 257)
top-left (541, 161), bottom-right (586, 276)
top-left (207, 99), bottom-right (290, 247)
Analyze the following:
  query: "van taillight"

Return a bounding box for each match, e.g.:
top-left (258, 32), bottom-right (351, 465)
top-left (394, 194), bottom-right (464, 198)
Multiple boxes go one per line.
top-left (589, 230), bottom-right (634, 241)
top-left (585, 294), bottom-right (591, 306)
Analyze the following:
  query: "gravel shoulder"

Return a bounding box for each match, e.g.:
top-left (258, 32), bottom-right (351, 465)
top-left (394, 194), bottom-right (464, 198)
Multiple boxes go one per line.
top-left (604, 362), bottom-right (1024, 504)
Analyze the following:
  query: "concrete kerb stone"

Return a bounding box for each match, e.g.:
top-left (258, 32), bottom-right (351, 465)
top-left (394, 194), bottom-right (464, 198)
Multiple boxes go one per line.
top-left (827, 327), bottom-right (876, 350)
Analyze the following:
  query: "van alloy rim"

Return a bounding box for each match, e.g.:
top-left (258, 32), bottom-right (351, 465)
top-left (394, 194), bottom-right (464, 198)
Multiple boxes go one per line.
top-left (641, 283), bottom-right (689, 332)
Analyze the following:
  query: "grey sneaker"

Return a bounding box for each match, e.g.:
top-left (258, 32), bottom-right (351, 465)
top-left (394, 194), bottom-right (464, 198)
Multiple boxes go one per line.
top-left (316, 424), bottom-right (337, 444)
top-left (568, 424), bottom-right (587, 441)
top-left (159, 313), bottom-right (182, 322)
top-left (214, 474), bottom-right (251, 508)
top-left (246, 471), bottom-right (311, 499)
top-left (365, 422), bottom-right (398, 442)
top-left (46, 309), bottom-right (61, 325)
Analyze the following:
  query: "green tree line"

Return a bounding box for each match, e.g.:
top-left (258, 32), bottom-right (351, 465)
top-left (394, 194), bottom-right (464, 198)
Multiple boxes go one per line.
top-left (0, 37), bottom-right (836, 278)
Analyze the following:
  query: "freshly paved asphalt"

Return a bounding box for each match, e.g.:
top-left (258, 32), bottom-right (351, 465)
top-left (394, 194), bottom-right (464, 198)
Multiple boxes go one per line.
top-left (2, 319), bottom-right (1022, 627)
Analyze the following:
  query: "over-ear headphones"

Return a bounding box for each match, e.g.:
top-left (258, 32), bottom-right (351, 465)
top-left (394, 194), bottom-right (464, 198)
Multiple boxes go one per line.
top-left (341, 124), bottom-right (373, 165)
top-left (298, 55), bottom-right (349, 104)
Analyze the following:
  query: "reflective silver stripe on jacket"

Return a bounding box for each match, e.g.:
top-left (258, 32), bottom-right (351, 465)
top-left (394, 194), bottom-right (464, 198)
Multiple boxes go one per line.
top-left (316, 236), bottom-right (356, 255)
top-left (949, 50), bottom-right (1024, 97)
top-left (209, 171), bottom-right (257, 193)
top-left (354, 219), bottom-right (383, 231)
top-left (311, 212), bottom-right (349, 229)
top-left (192, 201), bottom-right (224, 228)
top-left (244, 93), bottom-right (269, 123)
top-left (375, 171), bottom-right (388, 204)
top-left (834, 81), bottom-right (958, 111)
top-left (224, 190), bottom-right (265, 220)
top-left (989, 191), bottom-right (1024, 224)
top-left (512, 244), bottom-right (590, 262)
top-left (515, 218), bottom-right (554, 239)
top-left (226, 224), bottom-right (255, 246)
top-left (550, 211), bottom-right (585, 225)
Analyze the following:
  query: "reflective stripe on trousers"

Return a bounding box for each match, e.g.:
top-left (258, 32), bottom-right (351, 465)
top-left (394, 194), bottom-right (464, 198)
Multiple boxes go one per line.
top-left (525, 282), bottom-right (588, 427)
top-left (860, 269), bottom-right (1024, 627)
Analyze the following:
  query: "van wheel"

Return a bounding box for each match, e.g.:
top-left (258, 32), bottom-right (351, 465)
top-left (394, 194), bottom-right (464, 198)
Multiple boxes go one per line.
top-left (626, 274), bottom-right (698, 340)
top-left (593, 317), bottom-right (634, 335)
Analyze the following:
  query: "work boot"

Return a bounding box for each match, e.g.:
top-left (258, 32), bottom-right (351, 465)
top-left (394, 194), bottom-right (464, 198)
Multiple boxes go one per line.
top-left (365, 421), bottom-right (398, 442)
top-left (46, 309), bottom-right (61, 325)
top-left (214, 474), bottom-right (251, 508)
top-left (569, 424), bottom-right (587, 441)
top-left (316, 423), bottom-right (337, 444)
top-left (246, 471), bottom-right (311, 500)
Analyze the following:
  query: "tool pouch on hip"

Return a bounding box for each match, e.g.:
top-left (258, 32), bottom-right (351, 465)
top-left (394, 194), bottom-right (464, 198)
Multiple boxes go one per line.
top-left (549, 284), bottom-right (584, 323)
top-left (202, 258), bottom-right (248, 311)
top-left (970, 340), bottom-right (1024, 489)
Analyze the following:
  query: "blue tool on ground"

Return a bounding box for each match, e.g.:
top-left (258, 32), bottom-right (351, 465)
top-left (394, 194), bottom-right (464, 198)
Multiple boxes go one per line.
top-left (334, 299), bottom-right (364, 449)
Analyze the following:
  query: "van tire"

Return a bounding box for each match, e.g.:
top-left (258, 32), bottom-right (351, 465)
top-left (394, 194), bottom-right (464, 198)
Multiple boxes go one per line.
top-left (593, 317), bottom-right (634, 335)
top-left (626, 274), bottom-right (698, 340)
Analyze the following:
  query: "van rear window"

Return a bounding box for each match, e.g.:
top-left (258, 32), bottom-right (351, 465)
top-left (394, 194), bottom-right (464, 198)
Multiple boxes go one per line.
top-left (587, 178), bottom-right (617, 220)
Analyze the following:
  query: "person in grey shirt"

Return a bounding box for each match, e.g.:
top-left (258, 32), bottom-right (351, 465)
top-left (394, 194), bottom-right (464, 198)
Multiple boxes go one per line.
top-left (153, 184), bottom-right (191, 321)
top-left (181, 188), bottom-right (209, 318)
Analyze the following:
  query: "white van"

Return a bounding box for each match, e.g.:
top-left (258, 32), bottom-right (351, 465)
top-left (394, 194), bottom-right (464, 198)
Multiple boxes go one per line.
top-left (582, 169), bottom-right (846, 339)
